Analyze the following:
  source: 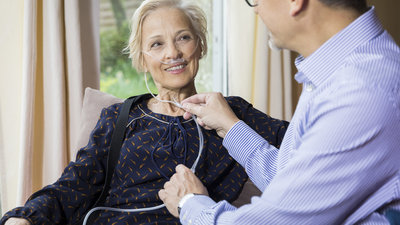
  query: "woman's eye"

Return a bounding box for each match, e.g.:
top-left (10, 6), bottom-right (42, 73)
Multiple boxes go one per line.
top-left (178, 35), bottom-right (192, 41)
top-left (151, 42), bottom-right (162, 48)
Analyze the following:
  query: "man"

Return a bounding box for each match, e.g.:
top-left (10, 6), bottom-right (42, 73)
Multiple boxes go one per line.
top-left (158, 0), bottom-right (400, 224)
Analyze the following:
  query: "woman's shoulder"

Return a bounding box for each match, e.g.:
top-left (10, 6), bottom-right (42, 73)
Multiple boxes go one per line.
top-left (100, 102), bottom-right (124, 118)
top-left (225, 96), bottom-right (250, 105)
top-left (224, 96), bottom-right (253, 112)
top-left (99, 95), bottom-right (151, 121)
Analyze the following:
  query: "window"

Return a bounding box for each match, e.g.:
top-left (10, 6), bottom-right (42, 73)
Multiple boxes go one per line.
top-left (99, 0), bottom-right (226, 99)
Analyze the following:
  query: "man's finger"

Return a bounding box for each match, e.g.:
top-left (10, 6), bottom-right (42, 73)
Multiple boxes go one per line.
top-left (169, 173), bottom-right (180, 183)
top-left (181, 93), bottom-right (208, 105)
top-left (204, 125), bottom-right (212, 130)
top-left (163, 181), bottom-right (169, 189)
top-left (183, 111), bottom-right (193, 120)
top-left (176, 164), bottom-right (189, 173)
top-left (182, 102), bottom-right (205, 117)
top-left (196, 118), bottom-right (205, 127)
top-left (158, 189), bottom-right (165, 200)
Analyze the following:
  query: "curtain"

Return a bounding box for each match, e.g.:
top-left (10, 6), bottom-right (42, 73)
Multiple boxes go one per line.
top-left (0, 106), bottom-right (4, 214)
top-left (17, 0), bottom-right (100, 205)
top-left (226, 1), bottom-right (295, 121)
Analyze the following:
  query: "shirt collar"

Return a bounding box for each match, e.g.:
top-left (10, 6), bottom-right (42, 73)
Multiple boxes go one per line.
top-left (294, 6), bottom-right (383, 86)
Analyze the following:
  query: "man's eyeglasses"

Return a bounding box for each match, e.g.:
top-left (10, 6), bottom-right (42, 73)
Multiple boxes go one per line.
top-left (245, 0), bottom-right (258, 7)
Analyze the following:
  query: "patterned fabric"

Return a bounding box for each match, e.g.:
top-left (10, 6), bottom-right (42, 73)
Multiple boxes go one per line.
top-left (0, 96), bottom-right (288, 225)
top-left (179, 7), bottom-right (400, 225)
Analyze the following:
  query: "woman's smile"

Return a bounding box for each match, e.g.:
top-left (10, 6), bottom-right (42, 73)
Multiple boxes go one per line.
top-left (165, 62), bottom-right (188, 74)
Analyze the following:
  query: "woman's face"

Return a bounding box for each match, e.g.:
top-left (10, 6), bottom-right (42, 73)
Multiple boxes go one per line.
top-left (141, 7), bottom-right (201, 92)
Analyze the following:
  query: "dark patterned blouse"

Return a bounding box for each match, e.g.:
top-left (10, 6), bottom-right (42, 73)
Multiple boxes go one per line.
top-left (1, 95), bottom-right (288, 225)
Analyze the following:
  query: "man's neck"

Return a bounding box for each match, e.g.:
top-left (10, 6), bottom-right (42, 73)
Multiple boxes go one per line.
top-left (294, 4), bottom-right (363, 57)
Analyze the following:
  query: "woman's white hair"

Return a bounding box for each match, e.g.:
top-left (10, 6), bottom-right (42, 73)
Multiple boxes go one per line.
top-left (126, 0), bottom-right (208, 72)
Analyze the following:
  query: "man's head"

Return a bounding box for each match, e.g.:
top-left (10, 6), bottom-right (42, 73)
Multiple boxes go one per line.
top-left (318, 0), bottom-right (368, 13)
top-left (252, 0), bottom-right (368, 56)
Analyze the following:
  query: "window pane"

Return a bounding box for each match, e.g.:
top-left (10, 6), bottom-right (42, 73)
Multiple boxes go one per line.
top-left (100, 0), bottom-right (214, 99)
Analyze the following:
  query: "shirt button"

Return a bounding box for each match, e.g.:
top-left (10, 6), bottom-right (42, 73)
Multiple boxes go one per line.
top-left (306, 84), bottom-right (314, 92)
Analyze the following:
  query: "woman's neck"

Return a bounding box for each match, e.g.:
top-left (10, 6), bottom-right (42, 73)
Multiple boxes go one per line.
top-left (147, 88), bottom-right (197, 117)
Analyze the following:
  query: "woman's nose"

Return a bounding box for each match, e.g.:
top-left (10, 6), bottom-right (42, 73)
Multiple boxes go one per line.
top-left (165, 42), bottom-right (183, 59)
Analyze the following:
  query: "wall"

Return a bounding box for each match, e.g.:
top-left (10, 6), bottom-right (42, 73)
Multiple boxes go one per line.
top-left (0, 0), bottom-right (24, 214)
top-left (368, 0), bottom-right (400, 45)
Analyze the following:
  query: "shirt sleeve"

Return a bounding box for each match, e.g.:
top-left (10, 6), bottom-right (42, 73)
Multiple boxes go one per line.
top-left (223, 121), bottom-right (280, 191)
top-left (0, 104), bottom-right (122, 225)
top-left (180, 81), bottom-right (400, 224)
top-left (227, 97), bottom-right (288, 149)
top-left (225, 97), bottom-right (288, 190)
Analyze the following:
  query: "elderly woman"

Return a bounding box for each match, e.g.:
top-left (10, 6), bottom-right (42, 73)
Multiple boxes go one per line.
top-left (1, 0), bottom-right (288, 224)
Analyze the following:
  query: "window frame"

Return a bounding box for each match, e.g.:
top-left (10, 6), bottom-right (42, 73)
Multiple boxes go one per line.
top-left (212, 0), bottom-right (228, 95)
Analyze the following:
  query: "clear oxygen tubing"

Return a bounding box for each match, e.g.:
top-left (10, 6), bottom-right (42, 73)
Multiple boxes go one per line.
top-left (82, 73), bottom-right (204, 225)
top-left (142, 38), bottom-right (199, 65)
top-left (143, 51), bottom-right (185, 65)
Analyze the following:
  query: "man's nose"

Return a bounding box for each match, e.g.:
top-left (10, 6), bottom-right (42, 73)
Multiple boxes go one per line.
top-left (254, 0), bottom-right (259, 14)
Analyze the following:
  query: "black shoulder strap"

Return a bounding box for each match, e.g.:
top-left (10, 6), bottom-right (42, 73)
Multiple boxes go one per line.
top-left (94, 96), bottom-right (136, 206)
top-left (77, 94), bottom-right (150, 225)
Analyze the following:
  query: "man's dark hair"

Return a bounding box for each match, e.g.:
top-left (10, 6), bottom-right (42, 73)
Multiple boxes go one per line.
top-left (319, 0), bottom-right (368, 12)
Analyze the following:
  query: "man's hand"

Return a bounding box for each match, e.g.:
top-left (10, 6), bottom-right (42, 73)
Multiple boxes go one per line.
top-left (158, 165), bottom-right (209, 218)
top-left (4, 218), bottom-right (30, 225)
top-left (181, 92), bottom-right (240, 138)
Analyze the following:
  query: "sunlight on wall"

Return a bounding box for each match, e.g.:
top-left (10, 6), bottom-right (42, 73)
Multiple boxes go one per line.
top-left (367, 0), bottom-right (400, 45)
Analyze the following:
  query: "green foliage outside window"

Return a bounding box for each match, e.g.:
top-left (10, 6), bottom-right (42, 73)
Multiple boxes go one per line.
top-left (100, 21), bottom-right (157, 99)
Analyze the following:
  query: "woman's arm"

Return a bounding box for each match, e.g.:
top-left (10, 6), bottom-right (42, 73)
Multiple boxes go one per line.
top-left (0, 104), bottom-right (122, 225)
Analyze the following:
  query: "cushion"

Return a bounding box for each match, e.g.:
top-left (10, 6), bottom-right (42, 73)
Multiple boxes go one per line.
top-left (77, 87), bottom-right (261, 207)
top-left (232, 179), bottom-right (261, 207)
top-left (75, 87), bottom-right (123, 150)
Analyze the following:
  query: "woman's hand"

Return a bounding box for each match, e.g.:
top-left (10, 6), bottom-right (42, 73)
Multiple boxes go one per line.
top-left (158, 164), bottom-right (208, 217)
top-left (4, 218), bottom-right (30, 225)
top-left (181, 92), bottom-right (239, 138)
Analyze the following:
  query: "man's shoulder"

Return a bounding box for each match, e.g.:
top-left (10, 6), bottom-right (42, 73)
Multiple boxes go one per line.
top-left (319, 33), bottom-right (400, 108)
top-left (337, 33), bottom-right (400, 88)
top-left (348, 31), bottom-right (400, 72)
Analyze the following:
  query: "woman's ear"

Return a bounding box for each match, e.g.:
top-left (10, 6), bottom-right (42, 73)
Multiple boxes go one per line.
top-left (141, 56), bottom-right (148, 72)
top-left (289, 0), bottom-right (307, 17)
top-left (198, 47), bottom-right (203, 59)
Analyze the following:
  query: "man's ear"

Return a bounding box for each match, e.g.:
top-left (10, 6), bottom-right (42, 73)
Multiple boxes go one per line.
top-left (289, 0), bottom-right (307, 17)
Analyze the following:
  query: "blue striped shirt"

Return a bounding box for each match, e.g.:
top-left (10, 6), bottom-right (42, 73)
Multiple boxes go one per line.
top-left (180, 7), bottom-right (400, 225)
